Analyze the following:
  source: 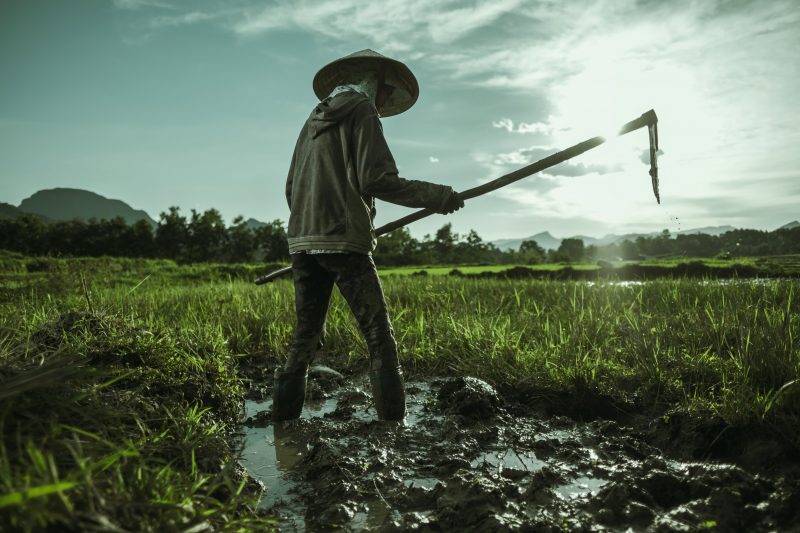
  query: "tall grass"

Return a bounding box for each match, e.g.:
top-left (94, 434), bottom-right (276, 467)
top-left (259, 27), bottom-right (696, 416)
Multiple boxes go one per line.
top-left (62, 270), bottom-right (799, 426)
top-left (1, 260), bottom-right (798, 527)
top-left (0, 285), bottom-right (276, 530)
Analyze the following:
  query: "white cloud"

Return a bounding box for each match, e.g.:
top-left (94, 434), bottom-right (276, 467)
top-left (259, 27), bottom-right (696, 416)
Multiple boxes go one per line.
top-left (148, 11), bottom-right (219, 29)
top-left (483, 144), bottom-right (621, 179)
top-left (516, 121), bottom-right (551, 134)
top-left (232, 0), bottom-right (525, 52)
top-left (112, 0), bottom-right (172, 10)
top-left (492, 117), bottom-right (553, 134)
top-left (429, 156), bottom-right (440, 163)
top-left (492, 118), bottom-right (513, 132)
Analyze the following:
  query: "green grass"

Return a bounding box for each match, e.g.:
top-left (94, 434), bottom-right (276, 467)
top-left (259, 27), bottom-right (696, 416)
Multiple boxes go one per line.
top-left (0, 278), bottom-right (277, 530)
top-left (1, 255), bottom-right (799, 528)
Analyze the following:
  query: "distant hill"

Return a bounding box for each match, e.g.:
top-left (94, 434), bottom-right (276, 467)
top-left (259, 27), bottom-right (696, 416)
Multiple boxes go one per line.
top-left (676, 225), bottom-right (736, 236)
top-left (18, 188), bottom-right (157, 227)
top-left (243, 218), bottom-right (268, 231)
top-left (491, 231), bottom-right (562, 251)
top-left (490, 225), bottom-right (744, 252)
top-left (0, 202), bottom-right (52, 222)
top-left (779, 220), bottom-right (799, 230)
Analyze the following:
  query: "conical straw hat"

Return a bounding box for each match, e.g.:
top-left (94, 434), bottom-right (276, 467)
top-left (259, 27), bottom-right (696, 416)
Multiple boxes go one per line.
top-left (312, 49), bottom-right (419, 117)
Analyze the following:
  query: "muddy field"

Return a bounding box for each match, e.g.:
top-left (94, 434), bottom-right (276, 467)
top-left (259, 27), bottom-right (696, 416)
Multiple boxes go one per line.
top-left (240, 370), bottom-right (799, 531)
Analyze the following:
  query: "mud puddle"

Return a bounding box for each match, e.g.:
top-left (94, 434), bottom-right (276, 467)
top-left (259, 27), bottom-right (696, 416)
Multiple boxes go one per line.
top-left (240, 375), bottom-right (796, 531)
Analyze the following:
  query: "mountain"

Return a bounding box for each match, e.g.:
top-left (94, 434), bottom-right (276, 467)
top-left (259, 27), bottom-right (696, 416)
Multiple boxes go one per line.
top-left (243, 218), bottom-right (268, 231)
top-left (779, 220), bottom-right (799, 230)
top-left (18, 188), bottom-right (157, 227)
top-left (0, 202), bottom-right (52, 222)
top-left (490, 225), bottom-right (745, 252)
top-left (676, 225), bottom-right (736, 236)
top-left (491, 231), bottom-right (562, 251)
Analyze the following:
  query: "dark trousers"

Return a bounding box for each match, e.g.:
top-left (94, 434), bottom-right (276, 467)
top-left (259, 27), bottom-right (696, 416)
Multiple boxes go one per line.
top-left (284, 253), bottom-right (399, 373)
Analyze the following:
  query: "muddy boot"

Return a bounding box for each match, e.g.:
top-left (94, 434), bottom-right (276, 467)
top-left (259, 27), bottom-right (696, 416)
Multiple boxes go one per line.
top-left (370, 365), bottom-right (406, 421)
top-left (272, 368), bottom-right (307, 422)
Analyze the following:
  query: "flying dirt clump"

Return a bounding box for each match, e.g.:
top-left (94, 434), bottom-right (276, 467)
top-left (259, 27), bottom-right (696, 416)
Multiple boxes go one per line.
top-left (436, 376), bottom-right (501, 421)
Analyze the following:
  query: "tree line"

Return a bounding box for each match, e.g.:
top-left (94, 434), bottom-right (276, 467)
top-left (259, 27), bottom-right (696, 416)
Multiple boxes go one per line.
top-left (0, 208), bottom-right (288, 263)
top-left (374, 225), bottom-right (800, 264)
top-left (1, 208), bottom-right (799, 264)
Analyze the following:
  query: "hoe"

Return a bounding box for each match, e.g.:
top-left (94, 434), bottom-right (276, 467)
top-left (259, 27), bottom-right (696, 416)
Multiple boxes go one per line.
top-left (255, 109), bottom-right (659, 285)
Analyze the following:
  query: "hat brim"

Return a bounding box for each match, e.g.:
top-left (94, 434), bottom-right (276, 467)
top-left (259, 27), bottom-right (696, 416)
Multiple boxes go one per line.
top-left (312, 55), bottom-right (419, 117)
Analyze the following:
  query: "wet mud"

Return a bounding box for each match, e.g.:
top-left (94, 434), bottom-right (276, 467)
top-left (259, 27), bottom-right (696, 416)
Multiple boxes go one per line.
top-left (240, 375), bottom-right (799, 531)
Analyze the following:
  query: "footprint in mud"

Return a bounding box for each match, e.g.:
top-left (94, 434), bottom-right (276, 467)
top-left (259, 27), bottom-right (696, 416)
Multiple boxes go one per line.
top-left (240, 377), bottom-right (799, 531)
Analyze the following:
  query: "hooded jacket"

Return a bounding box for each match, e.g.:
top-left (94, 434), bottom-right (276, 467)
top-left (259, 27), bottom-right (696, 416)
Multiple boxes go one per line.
top-left (286, 91), bottom-right (452, 254)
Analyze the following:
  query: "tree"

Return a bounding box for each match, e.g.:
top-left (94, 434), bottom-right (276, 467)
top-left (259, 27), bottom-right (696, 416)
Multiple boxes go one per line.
top-left (456, 229), bottom-right (490, 263)
top-left (48, 219), bottom-right (88, 256)
top-left (128, 219), bottom-right (156, 258)
top-left (185, 208), bottom-right (227, 262)
top-left (255, 220), bottom-right (289, 262)
top-left (518, 239), bottom-right (546, 264)
top-left (156, 207), bottom-right (188, 260)
top-left (374, 227), bottom-right (419, 265)
top-left (99, 217), bottom-right (131, 257)
top-left (619, 239), bottom-right (640, 261)
top-left (0, 214), bottom-right (48, 255)
top-left (433, 223), bottom-right (458, 262)
top-left (227, 216), bottom-right (256, 263)
top-left (556, 238), bottom-right (585, 263)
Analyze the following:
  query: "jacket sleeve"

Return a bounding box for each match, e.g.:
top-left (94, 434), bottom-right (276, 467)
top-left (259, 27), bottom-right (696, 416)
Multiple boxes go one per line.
top-left (285, 128), bottom-right (302, 210)
top-left (352, 105), bottom-right (452, 210)
top-left (285, 164), bottom-right (293, 210)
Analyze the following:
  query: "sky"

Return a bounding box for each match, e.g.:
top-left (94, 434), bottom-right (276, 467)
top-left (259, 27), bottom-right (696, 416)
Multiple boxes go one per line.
top-left (1, 0), bottom-right (799, 241)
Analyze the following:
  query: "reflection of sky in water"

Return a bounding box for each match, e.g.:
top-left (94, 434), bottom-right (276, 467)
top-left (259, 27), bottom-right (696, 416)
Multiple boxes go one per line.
top-left (471, 447), bottom-right (546, 472)
top-left (239, 381), bottom-right (439, 530)
top-left (403, 477), bottom-right (440, 489)
top-left (240, 401), bottom-right (305, 513)
top-left (555, 476), bottom-right (608, 499)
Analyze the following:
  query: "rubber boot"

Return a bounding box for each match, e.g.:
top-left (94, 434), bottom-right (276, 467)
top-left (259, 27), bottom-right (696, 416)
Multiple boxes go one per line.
top-left (370, 365), bottom-right (406, 421)
top-left (272, 368), bottom-right (307, 422)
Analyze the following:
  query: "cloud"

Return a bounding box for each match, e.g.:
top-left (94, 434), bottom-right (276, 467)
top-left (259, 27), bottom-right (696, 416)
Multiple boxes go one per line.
top-left (429, 156), bottom-right (440, 163)
top-left (112, 0), bottom-right (172, 10)
top-left (547, 161), bottom-right (622, 178)
top-left (232, 0), bottom-right (526, 52)
top-left (492, 117), bottom-right (553, 134)
top-left (492, 118), bottom-right (513, 132)
top-left (487, 145), bottom-right (621, 177)
top-left (147, 11), bottom-right (219, 29)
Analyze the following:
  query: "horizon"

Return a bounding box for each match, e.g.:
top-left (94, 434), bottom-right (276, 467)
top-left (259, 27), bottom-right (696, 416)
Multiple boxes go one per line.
top-left (10, 185), bottom-right (797, 244)
top-left (2, 1), bottom-right (799, 241)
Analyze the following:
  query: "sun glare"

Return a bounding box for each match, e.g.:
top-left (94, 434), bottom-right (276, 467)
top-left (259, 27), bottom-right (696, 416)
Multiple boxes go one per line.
top-left (534, 36), bottom-right (705, 223)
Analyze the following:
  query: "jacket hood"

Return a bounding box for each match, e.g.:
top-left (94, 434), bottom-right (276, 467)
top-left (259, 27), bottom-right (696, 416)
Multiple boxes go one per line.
top-left (308, 91), bottom-right (372, 138)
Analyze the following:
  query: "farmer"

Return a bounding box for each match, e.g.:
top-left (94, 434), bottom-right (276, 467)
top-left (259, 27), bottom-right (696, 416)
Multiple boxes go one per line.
top-left (275, 49), bottom-right (464, 422)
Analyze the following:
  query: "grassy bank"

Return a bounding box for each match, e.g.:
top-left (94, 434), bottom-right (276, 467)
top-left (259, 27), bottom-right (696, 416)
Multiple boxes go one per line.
top-left (0, 271), bottom-right (276, 529)
top-left (1, 255), bottom-right (799, 526)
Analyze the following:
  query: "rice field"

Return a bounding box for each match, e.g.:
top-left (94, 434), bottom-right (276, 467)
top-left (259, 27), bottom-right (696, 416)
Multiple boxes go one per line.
top-left (1, 255), bottom-right (798, 529)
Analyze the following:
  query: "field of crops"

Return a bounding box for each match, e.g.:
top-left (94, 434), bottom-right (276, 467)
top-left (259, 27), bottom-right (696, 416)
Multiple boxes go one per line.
top-left (1, 254), bottom-right (799, 529)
